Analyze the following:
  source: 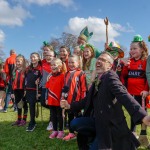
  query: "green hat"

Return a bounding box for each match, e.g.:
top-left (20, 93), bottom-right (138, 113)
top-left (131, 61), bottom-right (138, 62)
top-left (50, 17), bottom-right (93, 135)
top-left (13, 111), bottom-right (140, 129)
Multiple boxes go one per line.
top-left (43, 41), bottom-right (49, 46)
top-left (132, 34), bottom-right (143, 42)
top-left (106, 41), bottom-right (124, 58)
top-left (148, 35), bottom-right (150, 42)
top-left (79, 26), bottom-right (93, 42)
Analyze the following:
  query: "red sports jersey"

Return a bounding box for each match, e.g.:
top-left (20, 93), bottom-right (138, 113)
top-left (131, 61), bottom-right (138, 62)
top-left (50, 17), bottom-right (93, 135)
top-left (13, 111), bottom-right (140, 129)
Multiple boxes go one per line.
top-left (12, 70), bottom-right (25, 90)
top-left (4, 54), bottom-right (16, 80)
top-left (45, 73), bottom-right (64, 106)
top-left (121, 58), bottom-right (148, 95)
top-left (42, 59), bottom-right (47, 64)
top-left (64, 69), bottom-right (87, 104)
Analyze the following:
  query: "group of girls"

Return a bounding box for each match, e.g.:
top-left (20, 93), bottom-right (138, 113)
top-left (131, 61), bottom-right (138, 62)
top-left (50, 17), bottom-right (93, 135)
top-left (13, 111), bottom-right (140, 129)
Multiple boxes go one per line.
top-left (1, 34), bottom-right (150, 146)
top-left (0, 42), bottom-right (96, 139)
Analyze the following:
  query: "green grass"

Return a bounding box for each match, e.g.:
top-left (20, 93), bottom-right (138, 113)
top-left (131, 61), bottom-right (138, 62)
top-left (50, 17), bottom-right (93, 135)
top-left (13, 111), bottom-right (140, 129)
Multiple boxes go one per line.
top-left (0, 105), bottom-right (77, 150)
top-left (0, 105), bottom-right (149, 150)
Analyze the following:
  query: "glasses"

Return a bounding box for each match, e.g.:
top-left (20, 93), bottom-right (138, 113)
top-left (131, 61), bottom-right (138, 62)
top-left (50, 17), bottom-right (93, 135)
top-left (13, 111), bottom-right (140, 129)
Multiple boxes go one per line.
top-left (98, 57), bottom-right (111, 64)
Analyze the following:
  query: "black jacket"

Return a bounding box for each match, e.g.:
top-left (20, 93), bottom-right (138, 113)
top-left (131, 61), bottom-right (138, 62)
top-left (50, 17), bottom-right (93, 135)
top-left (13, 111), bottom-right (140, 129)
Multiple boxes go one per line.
top-left (71, 70), bottom-right (147, 150)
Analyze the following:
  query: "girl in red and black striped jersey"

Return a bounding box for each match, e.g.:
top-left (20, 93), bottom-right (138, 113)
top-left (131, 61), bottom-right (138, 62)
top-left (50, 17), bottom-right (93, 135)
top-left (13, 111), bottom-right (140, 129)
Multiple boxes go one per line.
top-left (11, 54), bottom-right (28, 126)
top-left (25, 52), bottom-right (42, 132)
top-left (62, 55), bottom-right (87, 141)
top-left (121, 35), bottom-right (149, 146)
top-left (45, 58), bottom-right (65, 139)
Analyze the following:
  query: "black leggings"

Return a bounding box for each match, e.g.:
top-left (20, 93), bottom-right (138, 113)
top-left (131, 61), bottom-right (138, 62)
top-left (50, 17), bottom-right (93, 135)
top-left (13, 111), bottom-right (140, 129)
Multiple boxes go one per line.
top-left (14, 89), bottom-right (28, 120)
top-left (26, 90), bottom-right (36, 124)
top-left (50, 106), bottom-right (63, 131)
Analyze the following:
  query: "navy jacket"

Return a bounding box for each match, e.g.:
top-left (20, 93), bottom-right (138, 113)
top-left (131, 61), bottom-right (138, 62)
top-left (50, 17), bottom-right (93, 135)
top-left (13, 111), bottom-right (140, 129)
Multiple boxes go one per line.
top-left (71, 70), bottom-right (147, 150)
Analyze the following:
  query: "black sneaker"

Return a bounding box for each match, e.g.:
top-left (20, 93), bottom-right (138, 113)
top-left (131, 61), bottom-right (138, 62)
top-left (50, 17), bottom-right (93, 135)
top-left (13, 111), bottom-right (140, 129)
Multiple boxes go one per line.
top-left (26, 122), bottom-right (36, 132)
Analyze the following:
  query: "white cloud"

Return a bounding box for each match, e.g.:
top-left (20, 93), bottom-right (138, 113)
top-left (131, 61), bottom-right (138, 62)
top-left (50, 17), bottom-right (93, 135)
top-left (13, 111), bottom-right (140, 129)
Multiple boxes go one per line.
top-left (0, 30), bottom-right (5, 43)
top-left (112, 22), bottom-right (134, 33)
top-left (17, 0), bottom-right (74, 7)
top-left (65, 17), bottom-right (134, 48)
top-left (0, 0), bottom-right (31, 26)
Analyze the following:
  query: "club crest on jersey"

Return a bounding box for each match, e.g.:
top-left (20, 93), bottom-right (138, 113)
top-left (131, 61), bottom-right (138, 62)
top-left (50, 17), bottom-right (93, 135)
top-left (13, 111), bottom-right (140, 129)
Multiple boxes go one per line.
top-left (34, 71), bottom-right (39, 75)
top-left (138, 64), bottom-right (142, 69)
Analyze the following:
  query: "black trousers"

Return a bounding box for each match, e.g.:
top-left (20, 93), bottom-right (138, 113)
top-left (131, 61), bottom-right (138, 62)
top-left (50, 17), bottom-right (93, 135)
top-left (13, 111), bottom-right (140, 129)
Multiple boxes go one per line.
top-left (50, 106), bottom-right (63, 131)
top-left (14, 89), bottom-right (28, 120)
top-left (26, 90), bottom-right (36, 124)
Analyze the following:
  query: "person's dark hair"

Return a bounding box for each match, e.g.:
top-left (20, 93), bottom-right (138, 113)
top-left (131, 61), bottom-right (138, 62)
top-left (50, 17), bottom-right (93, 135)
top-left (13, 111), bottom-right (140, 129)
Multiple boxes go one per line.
top-left (10, 49), bottom-right (16, 55)
top-left (29, 52), bottom-right (42, 69)
top-left (60, 45), bottom-right (71, 54)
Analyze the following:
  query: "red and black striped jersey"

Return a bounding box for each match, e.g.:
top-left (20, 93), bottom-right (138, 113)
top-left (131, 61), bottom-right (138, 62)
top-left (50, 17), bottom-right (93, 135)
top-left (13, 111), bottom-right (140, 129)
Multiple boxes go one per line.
top-left (64, 69), bottom-right (87, 104)
top-left (12, 70), bottom-right (25, 90)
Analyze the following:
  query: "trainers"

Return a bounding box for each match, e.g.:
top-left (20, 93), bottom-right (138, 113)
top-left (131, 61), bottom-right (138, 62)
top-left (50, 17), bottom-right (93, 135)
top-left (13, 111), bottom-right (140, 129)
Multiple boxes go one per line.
top-left (12, 120), bottom-right (21, 126)
top-left (26, 122), bottom-right (36, 132)
top-left (63, 133), bottom-right (76, 141)
top-left (49, 131), bottom-right (58, 139)
top-left (46, 121), bottom-right (53, 131)
top-left (57, 131), bottom-right (64, 139)
top-left (18, 120), bottom-right (26, 126)
top-left (3, 109), bottom-right (7, 113)
top-left (14, 108), bottom-right (17, 112)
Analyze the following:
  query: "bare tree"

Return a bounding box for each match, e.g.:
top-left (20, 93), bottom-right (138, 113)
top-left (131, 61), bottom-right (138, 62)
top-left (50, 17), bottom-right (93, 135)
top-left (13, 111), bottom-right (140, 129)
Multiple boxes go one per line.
top-left (49, 32), bottom-right (78, 54)
top-left (0, 45), bottom-right (5, 61)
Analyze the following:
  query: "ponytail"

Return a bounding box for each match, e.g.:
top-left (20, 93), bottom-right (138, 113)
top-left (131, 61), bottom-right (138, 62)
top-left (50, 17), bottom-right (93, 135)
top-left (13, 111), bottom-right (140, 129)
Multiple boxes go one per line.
top-left (61, 62), bottom-right (67, 74)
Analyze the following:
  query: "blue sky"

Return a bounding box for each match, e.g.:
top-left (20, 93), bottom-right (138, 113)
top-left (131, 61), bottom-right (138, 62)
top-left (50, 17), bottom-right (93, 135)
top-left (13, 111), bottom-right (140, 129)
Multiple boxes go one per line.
top-left (0, 0), bottom-right (150, 59)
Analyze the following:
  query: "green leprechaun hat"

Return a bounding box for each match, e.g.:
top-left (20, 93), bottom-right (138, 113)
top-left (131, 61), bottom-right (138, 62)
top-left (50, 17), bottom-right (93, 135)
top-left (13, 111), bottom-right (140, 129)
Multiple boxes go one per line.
top-left (79, 26), bottom-right (93, 42)
top-left (132, 34), bottom-right (143, 42)
top-left (148, 35), bottom-right (150, 42)
top-left (106, 41), bottom-right (124, 58)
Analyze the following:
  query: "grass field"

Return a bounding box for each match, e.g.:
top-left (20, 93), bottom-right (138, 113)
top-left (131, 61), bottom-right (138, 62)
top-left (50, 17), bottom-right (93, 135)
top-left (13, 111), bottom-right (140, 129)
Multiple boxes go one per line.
top-left (0, 105), bottom-right (149, 150)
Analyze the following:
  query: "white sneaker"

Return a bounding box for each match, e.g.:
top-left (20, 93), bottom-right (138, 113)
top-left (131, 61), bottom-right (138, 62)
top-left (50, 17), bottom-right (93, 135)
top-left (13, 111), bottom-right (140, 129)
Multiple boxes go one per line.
top-left (46, 122), bottom-right (53, 131)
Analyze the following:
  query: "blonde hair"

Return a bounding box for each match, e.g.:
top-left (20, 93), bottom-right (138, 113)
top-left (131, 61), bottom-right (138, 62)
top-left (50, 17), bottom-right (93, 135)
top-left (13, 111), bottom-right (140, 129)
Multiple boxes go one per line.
top-left (42, 45), bottom-right (53, 51)
top-left (16, 54), bottom-right (26, 72)
top-left (68, 55), bottom-right (82, 69)
top-left (51, 58), bottom-right (67, 73)
top-left (131, 41), bottom-right (149, 60)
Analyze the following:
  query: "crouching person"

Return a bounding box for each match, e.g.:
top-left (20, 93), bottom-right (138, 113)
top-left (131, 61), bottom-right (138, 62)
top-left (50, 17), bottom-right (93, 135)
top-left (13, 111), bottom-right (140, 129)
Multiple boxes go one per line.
top-left (60, 51), bottom-right (150, 150)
